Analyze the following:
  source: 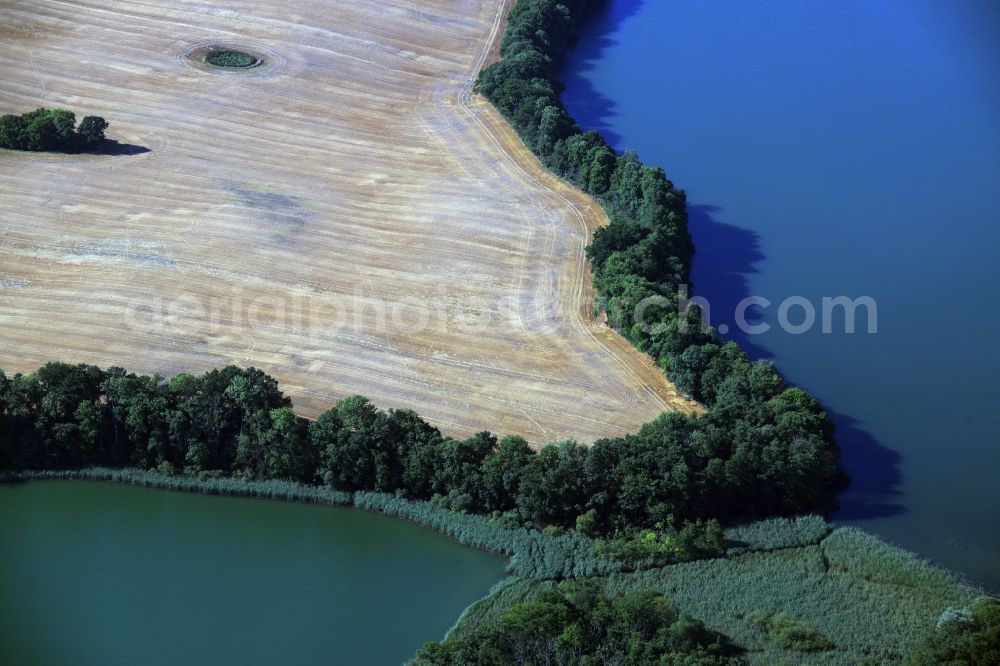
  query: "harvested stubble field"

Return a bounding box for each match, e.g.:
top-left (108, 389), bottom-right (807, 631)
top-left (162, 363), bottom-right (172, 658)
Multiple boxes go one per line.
top-left (0, 0), bottom-right (696, 442)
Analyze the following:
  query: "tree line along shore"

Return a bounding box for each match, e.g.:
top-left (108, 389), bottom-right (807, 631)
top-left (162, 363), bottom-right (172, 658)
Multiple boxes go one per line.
top-left (1, 0), bottom-right (996, 663)
top-left (0, 362), bottom-right (993, 663)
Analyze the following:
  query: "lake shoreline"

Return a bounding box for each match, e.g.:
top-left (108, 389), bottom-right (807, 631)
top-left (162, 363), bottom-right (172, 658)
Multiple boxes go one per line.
top-left (0, 477), bottom-right (509, 664)
top-left (556, 0), bottom-right (1000, 589)
top-left (5, 469), bottom-right (987, 663)
top-left (0, 468), bottom-right (620, 581)
top-left (0, 468), bottom-right (511, 559)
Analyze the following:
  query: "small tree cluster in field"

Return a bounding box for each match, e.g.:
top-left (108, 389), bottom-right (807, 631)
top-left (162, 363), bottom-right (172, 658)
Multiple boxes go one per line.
top-left (413, 579), bottom-right (741, 665)
top-left (204, 50), bottom-right (260, 68)
top-left (0, 108), bottom-right (108, 152)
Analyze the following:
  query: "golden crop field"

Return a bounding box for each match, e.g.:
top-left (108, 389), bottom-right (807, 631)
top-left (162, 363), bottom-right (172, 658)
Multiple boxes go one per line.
top-left (0, 0), bottom-right (696, 443)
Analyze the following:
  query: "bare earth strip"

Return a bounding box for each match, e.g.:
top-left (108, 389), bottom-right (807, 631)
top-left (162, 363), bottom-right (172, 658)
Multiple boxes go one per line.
top-left (0, 0), bottom-right (697, 443)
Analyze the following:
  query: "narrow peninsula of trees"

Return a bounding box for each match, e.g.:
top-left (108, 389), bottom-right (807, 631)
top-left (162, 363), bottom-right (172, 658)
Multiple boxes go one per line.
top-left (0, 108), bottom-right (108, 152)
top-left (474, 0), bottom-right (846, 510)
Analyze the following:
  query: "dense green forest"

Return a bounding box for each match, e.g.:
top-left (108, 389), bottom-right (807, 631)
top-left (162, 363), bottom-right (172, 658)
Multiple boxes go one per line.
top-left (476, 0), bottom-right (847, 508)
top-left (0, 108), bottom-right (108, 152)
top-left (0, 362), bottom-right (839, 537)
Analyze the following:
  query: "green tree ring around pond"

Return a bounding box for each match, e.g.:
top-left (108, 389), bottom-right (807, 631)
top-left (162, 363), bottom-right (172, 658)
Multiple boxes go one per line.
top-left (179, 43), bottom-right (282, 77)
top-left (204, 49), bottom-right (262, 69)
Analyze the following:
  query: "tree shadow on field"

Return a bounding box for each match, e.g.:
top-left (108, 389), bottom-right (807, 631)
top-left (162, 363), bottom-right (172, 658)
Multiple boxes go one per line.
top-left (95, 140), bottom-right (151, 156)
top-left (559, 0), bottom-right (647, 148)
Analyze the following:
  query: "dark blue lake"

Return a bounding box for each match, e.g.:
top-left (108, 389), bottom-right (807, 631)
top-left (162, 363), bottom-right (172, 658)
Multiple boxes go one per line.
top-left (562, 0), bottom-right (1000, 587)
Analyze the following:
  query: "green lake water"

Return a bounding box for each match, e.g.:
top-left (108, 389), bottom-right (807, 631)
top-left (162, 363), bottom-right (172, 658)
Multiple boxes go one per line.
top-left (0, 481), bottom-right (507, 665)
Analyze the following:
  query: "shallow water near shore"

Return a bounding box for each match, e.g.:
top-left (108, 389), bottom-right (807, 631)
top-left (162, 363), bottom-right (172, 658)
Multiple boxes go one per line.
top-left (0, 481), bottom-right (506, 665)
top-left (562, 0), bottom-right (1000, 588)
